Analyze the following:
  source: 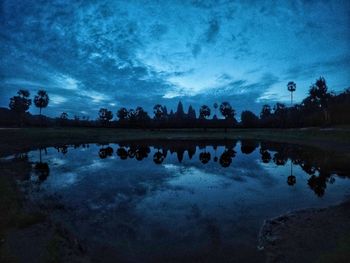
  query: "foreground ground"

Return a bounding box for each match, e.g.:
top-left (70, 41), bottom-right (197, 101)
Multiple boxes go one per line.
top-left (1, 127), bottom-right (350, 262)
top-left (259, 201), bottom-right (350, 263)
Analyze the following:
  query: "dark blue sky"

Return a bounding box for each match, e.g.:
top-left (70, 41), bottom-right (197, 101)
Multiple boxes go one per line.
top-left (1, 0), bottom-right (349, 118)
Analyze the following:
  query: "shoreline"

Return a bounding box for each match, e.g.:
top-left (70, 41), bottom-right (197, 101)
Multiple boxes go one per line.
top-left (1, 127), bottom-right (350, 157)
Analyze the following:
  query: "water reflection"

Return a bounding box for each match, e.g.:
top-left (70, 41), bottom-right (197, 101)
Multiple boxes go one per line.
top-left (34, 147), bottom-right (50, 182)
top-left (287, 162), bottom-right (296, 186)
top-left (3, 139), bottom-right (350, 262)
top-left (16, 140), bottom-right (348, 197)
top-left (98, 146), bottom-right (113, 159)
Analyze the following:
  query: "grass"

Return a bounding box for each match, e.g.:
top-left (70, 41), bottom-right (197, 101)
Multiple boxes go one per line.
top-left (0, 160), bottom-right (46, 262)
top-left (1, 127), bottom-right (350, 157)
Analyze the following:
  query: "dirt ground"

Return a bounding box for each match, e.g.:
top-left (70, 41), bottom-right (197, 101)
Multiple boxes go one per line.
top-left (258, 200), bottom-right (350, 263)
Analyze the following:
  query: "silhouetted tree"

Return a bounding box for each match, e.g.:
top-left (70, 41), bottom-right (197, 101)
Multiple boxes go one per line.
top-left (153, 104), bottom-right (165, 120)
top-left (241, 111), bottom-right (259, 128)
top-left (9, 90), bottom-right (32, 126)
top-left (59, 112), bottom-right (68, 126)
top-left (308, 77), bottom-right (332, 123)
top-left (60, 112), bottom-right (68, 119)
top-left (260, 104), bottom-right (271, 119)
top-left (127, 109), bottom-right (137, 122)
top-left (273, 103), bottom-right (287, 127)
top-left (34, 90), bottom-right (49, 116)
top-left (199, 105), bottom-right (211, 119)
top-left (74, 115), bottom-right (80, 126)
top-left (287, 81), bottom-right (296, 105)
top-left (220, 102), bottom-right (235, 130)
top-left (220, 102), bottom-right (235, 119)
top-left (99, 108), bottom-right (113, 126)
top-left (135, 107), bottom-right (150, 121)
top-left (117, 107), bottom-right (128, 120)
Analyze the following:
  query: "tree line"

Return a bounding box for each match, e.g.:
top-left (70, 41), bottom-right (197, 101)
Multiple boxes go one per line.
top-left (2, 77), bottom-right (350, 128)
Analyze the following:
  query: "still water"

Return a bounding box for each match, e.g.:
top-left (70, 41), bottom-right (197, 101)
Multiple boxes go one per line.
top-left (7, 140), bottom-right (350, 262)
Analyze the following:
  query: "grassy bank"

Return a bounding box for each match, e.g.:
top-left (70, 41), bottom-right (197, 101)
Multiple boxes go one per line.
top-left (1, 127), bottom-right (350, 156)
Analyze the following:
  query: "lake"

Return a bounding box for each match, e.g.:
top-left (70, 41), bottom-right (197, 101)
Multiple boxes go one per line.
top-left (5, 140), bottom-right (350, 262)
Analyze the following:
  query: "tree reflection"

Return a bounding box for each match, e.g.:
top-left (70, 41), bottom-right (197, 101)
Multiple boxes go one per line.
top-left (308, 175), bottom-right (327, 197)
top-left (116, 147), bottom-right (128, 160)
top-left (55, 145), bottom-right (68, 155)
top-left (99, 146), bottom-right (113, 159)
top-left (153, 150), bottom-right (165, 164)
top-left (219, 148), bottom-right (236, 168)
top-left (260, 149), bottom-right (271, 163)
top-left (135, 146), bottom-right (150, 161)
top-left (287, 161), bottom-right (296, 186)
top-left (34, 147), bottom-right (50, 182)
top-left (125, 145), bottom-right (150, 161)
top-left (199, 151), bottom-right (211, 164)
top-left (273, 152), bottom-right (287, 166)
top-left (240, 140), bottom-right (259, 155)
top-left (43, 140), bottom-right (348, 198)
top-left (213, 145), bottom-right (218, 162)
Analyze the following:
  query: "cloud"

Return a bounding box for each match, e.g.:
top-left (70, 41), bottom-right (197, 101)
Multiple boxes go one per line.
top-left (50, 94), bottom-right (67, 105)
top-left (0, 0), bottom-right (349, 117)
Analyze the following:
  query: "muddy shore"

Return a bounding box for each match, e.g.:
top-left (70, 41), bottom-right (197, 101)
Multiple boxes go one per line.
top-left (258, 200), bottom-right (350, 263)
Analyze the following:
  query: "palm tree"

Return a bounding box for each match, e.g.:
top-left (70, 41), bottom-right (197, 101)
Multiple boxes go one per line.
top-left (219, 102), bottom-right (235, 119)
top-left (219, 102), bottom-right (235, 131)
top-left (199, 105), bottom-right (211, 119)
top-left (287, 81), bottom-right (296, 105)
top-left (34, 90), bottom-right (49, 116)
top-left (287, 161), bottom-right (296, 186)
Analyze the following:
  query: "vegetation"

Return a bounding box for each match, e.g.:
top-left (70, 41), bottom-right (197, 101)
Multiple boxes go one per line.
top-left (34, 90), bottom-right (49, 116)
top-left (1, 77), bottom-right (350, 129)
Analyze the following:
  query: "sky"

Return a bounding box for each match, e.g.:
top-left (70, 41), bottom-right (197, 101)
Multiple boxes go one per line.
top-left (1, 0), bottom-right (349, 118)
